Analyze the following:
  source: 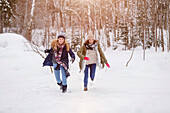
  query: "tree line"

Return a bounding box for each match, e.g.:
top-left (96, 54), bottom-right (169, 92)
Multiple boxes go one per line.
top-left (0, 0), bottom-right (169, 52)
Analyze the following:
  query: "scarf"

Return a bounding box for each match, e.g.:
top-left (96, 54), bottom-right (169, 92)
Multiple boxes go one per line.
top-left (85, 42), bottom-right (97, 50)
top-left (54, 44), bottom-right (70, 78)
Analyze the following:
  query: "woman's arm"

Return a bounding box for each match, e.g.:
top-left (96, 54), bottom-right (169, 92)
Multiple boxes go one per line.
top-left (69, 49), bottom-right (75, 59)
top-left (98, 43), bottom-right (108, 64)
top-left (77, 46), bottom-right (85, 59)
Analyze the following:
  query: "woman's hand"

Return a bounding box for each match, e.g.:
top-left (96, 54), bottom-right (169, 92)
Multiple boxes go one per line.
top-left (44, 49), bottom-right (50, 53)
top-left (84, 57), bottom-right (90, 61)
top-left (106, 63), bottom-right (110, 68)
top-left (70, 58), bottom-right (75, 63)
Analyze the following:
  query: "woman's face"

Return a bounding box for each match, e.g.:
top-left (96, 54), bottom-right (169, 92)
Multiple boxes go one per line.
top-left (58, 38), bottom-right (65, 45)
top-left (89, 39), bottom-right (94, 44)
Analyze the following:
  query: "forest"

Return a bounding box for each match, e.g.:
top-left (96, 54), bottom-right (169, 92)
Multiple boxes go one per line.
top-left (0, 0), bottom-right (169, 52)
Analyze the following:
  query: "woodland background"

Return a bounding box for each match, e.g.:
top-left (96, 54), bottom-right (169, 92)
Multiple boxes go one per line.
top-left (0, 0), bottom-right (169, 52)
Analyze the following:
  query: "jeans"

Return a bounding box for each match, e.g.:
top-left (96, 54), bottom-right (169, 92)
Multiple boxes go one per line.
top-left (84, 64), bottom-right (96, 87)
top-left (53, 63), bottom-right (67, 85)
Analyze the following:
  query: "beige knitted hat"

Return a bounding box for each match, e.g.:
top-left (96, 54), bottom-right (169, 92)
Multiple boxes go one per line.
top-left (87, 31), bottom-right (95, 40)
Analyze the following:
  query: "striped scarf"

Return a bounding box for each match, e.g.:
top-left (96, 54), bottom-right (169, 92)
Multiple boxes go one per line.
top-left (54, 44), bottom-right (70, 77)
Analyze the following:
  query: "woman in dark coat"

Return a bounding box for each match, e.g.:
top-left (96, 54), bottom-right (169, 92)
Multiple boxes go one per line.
top-left (43, 33), bottom-right (75, 93)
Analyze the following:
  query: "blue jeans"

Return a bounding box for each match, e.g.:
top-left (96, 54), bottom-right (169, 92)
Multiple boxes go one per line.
top-left (84, 64), bottom-right (96, 87)
top-left (53, 63), bottom-right (67, 85)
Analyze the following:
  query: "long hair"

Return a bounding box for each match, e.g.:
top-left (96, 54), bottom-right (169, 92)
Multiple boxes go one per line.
top-left (51, 39), bottom-right (70, 51)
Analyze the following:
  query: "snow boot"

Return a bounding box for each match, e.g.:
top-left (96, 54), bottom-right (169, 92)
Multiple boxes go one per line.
top-left (57, 82), bottom-right (62, 90)
top-left (90, 76), bottom-right (94, 81)
top-left (62, 85), bottom-right (67, 93)
top-left (84, 87), bottom-right (88, 91)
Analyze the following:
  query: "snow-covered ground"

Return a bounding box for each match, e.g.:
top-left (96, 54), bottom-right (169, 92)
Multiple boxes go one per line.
top-left (0, 33), bottom-right (170, 113)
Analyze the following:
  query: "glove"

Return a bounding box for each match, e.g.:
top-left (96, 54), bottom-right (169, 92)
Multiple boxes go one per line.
top-left (84, 57), bottom-right (90, 61)
top-left (70, 58), bottom-right (75, 63)
top-left (44, 49), bottom-right (50, 53)
top-left (106, 63), bottom-right (110, 68)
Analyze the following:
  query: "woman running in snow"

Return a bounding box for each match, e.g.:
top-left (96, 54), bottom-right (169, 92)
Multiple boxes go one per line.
top-left (43, 33), bottom-right (75, 93)
top-left (77, 31), bottom-right (110, 91)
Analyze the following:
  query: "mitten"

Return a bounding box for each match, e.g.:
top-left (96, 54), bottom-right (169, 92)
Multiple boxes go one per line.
top-left (44, 49), bottom-right (50, 53)
top-left (70, 58), bottom-right (75, 63)
top-left (84, 57), bottom-right (90, 61)
top-left (106, 63), bottom-right (110, 68)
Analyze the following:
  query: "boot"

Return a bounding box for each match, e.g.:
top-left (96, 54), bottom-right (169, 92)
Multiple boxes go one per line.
top-left (62, 85), bottom-right (67, 93)
top-left (84, 87), bottom-right (88, 91)
top-left (90, 76), bottom-right (94, 81)
top-left (57, 82), bottom-right (62, 90)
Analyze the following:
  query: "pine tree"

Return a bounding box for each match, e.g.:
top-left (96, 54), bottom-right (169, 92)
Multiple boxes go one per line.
top-left (0, 0), bottom-right (15, 33)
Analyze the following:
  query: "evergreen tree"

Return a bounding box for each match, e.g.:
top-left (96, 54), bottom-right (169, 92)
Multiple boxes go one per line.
top-left (0, 0), bottom-right (15, 33)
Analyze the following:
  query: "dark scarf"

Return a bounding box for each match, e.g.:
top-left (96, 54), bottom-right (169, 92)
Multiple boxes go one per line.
top-left (54, 44), bottom-right (70, 78)
top-left (85, 42), bottom-right (97, 50)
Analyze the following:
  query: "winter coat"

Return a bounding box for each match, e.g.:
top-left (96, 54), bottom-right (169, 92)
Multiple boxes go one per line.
top-left (77, 41), bottom-right (108, 71)
top-left (43, 40), bottom-right (75, 68)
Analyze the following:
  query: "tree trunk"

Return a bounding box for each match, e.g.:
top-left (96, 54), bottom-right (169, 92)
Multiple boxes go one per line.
top-left (143, 0), bottom-right (147, 61)
top-left (26, 0), bottom-right (36, 41)
top-left (0, 1), bottom-right (4, 33)
top-left (143, 24), bottom-right (146, 61)
top-left (160, 0), bottom-right (164, 52)
top-left (168, 0), bottom-right (170, 52)
top-left (0, 12), bottom-right (3, 33)
top-left (23, 0), bottom-right (28, 36)
top-left (155, 0), bottom-right (158, 52)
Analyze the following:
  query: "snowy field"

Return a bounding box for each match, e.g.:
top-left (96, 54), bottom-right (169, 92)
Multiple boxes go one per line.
top-left (0, 33), bottom-right (170, 113)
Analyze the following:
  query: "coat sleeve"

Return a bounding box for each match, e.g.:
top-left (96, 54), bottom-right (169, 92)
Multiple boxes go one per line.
top-left (43, 48), bottom-right (53, 67)
top-left (77, 46), bottom-right (85, 59)
top-left (98, 43), bottom-right (108, 64)
top-left (69, 48), bottom-right (75, 59)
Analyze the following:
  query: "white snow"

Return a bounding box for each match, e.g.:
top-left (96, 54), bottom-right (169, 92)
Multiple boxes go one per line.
top-left (0, 33), bottom-right (170, 113)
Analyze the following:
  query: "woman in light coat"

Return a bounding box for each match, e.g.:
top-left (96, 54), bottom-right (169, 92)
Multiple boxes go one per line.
top-left (77, 32), bottom-right (110, 91)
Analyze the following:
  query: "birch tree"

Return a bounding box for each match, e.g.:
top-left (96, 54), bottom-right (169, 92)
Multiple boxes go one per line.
top-left (26, 0), bottom-right (36, 41)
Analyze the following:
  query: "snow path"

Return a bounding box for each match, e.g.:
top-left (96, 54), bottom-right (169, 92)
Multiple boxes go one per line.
top-left (0, 33), bottom-right (170, 113)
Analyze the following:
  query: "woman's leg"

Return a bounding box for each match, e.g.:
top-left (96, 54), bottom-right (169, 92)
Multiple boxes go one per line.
top-left (53, 63), bottom-right (62, 84)
top-left (60, 66), bottom-right (67, 86)
top-left (60, 66), bottom-right (67, 93)
top-left (90, 64), bottom-right (96, 81)
top-left (84, 65), bottom-right (89, 87)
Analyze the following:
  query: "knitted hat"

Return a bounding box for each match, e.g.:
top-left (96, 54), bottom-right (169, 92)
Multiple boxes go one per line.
top-left (57, 32), bottom-right (66, 39)
top-left (87, 31), bottom-right (95, 40)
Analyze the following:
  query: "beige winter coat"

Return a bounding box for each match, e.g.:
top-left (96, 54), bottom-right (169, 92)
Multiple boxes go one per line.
top-left (77, 41), bottom-right (108, 71)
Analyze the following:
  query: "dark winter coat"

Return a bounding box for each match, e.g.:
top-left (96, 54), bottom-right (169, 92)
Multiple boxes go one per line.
top-left (43, 45), bottom-right (75, 68)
